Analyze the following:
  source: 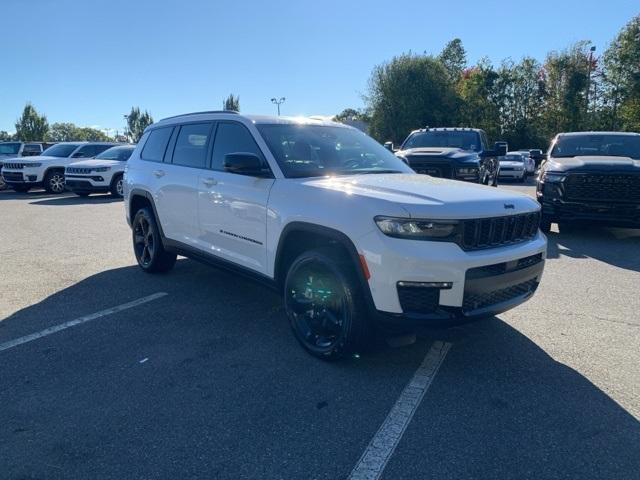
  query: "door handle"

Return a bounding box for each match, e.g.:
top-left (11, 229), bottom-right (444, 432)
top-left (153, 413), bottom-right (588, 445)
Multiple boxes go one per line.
top-left (152, 169), bottom-right (165, 178)
top-left (202, 177), bottom-right (217, 187)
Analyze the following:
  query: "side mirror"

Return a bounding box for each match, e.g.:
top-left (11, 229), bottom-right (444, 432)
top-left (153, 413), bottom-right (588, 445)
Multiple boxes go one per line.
top-left (383, 141), bottom-right (394, 152)
top-left (224, 152), bottom-right (269, 176)
top-left (494, 142), bottom-right (508, 157)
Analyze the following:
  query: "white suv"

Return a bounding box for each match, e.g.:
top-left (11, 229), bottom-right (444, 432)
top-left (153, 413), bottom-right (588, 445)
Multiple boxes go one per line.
top-left (124, 112), bottom-right (547, 359)
top-left (65, 145), bottom-right (135, 197)
top-left (2, 142), bottom-right (117, 193)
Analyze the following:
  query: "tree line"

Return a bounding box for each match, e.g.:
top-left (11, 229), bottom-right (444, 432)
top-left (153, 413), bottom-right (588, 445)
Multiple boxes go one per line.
top-left (0, 105), bottom-right (154, 143)
top-left (341, 14), bottom-right (640, 149)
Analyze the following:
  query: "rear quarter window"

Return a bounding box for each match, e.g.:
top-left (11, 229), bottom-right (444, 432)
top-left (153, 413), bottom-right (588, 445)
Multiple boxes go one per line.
top-left (141, 127), bottom-right (173, 162)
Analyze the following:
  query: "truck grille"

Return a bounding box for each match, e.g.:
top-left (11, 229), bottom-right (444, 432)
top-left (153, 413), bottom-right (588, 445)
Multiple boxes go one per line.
top-left (2, 171), bottom-right (24, 182)
top-left (460, 212), bottom-right (540, 251)
top-left (564, 173), bottom-right (640, 203)
top-left (408, 160), bottom-right (453, 178)
top-left (463, 279), bottom-right (538, 312)
top-left (66, 167), bottom-right (92, 174)
top-left (3, 162), bottom-right (26, 169)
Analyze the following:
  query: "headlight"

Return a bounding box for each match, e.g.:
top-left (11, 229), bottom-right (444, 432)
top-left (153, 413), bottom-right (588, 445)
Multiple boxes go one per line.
top-left (540, 171), bottom-right (564, 182)
top-left (93, 166), bottom-right (111, 172)
top-left (457, 167), bottom-right (478, 175)
top-left (375, 216), bottom-right (459, 240)
top-left (24, 163), bottom-right (42, 168)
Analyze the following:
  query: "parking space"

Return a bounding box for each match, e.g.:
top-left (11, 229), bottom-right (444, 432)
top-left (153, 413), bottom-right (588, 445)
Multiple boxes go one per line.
top-left (1, 184), bottom-right (639, 479)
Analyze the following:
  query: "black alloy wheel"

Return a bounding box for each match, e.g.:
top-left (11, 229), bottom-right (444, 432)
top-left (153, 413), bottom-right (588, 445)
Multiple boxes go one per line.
top-left (132, 207), bottom-right (176, 273)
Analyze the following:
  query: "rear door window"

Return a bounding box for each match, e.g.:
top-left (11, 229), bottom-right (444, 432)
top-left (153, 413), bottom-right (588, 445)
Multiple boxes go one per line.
top-left (171, 123), bottom-right (213, 169)
top-left (141, 127), bottom-right (173, 162)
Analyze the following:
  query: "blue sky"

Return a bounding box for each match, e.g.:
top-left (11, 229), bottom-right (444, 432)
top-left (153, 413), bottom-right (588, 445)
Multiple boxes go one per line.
top-left (1, 0), bottom-right (637, 134)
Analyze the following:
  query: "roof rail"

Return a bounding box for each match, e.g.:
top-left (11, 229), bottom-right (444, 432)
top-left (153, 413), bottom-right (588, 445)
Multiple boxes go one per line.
top-left (159, 110), bottom-right (240, 122)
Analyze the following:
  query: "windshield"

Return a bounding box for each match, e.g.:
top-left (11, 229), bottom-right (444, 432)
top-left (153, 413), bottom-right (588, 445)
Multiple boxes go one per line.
top-left (501, 154), bottom-right (524, 162)
top-left (95, 146), bottom-right (134, 161)
top-left (402, 131), bottom-right (481, 151)
top-left (0, 143), bottom-right (21, 155)
top-left (551, 134), bottom-right (640, 159)
top-left (256, 124), bottom-right (412, 178)
top-left (42, 143), bottom-right (82, 158)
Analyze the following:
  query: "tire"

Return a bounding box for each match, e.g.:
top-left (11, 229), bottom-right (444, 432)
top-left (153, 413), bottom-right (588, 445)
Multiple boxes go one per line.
top-left (75, 192), bottom-right (90, 197)
top-left (540, 217), bottom-right (552, 234)
top-left (44, 170), bottom-right (65, 194)
top-left (0, 176), bottom-right (7, 191)
top-left (132, 207), bottom-right (177, 273)
top-left (11, 184), bottom-right (30, 193)
top-left (284, 248), bottom-right (370, 360)
top-left (110, 174), bottom-right (124, 198)
top-left (492, 173), bottom-right (499, 187)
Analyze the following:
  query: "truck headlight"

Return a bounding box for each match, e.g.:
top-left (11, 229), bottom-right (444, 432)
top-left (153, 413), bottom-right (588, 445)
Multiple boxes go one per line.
top-left (540, 171), bottom-right (564, 182)
top-left (375, 216), bottom-right (459, 240)
top-left (93, 166), bottom-right (111, 172)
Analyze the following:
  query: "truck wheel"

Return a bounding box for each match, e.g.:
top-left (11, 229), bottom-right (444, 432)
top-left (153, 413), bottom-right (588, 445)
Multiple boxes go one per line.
top-left (132, 207), bottom-right (177, 273)
top-left (110, 174), bottom-right (124, 198)
top-left (12, 185), bottom-right (30, 193)
top-left (44, 170), bottom-right (65, 194)
top-left (492, 173), bottom-right (499, 187)
top-left (284, 248), bottom-right (370, 360)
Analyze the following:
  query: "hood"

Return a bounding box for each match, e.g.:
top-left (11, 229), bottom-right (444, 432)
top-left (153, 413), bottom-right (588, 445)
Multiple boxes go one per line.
top-left (396, 147), bottom-right (478, 163)
top-left (67, 159), bottom-right (122, 168)
top-left (546, 155), bottom-right (640, 173)
top-left (0, 153), bottom-right (19, 159)
top-left (300, 173), bottom-right (539, 219)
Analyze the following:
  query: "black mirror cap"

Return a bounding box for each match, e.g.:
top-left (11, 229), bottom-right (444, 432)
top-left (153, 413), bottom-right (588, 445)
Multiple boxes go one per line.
top-left (494, 142), bottom-right (508, 157)
top-left (224, 152), bottom-right (269, 176)
top-left (383, 141), bottom-right (394, 152)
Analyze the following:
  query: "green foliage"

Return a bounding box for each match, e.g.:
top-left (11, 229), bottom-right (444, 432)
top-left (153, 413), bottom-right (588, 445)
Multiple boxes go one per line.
top-left (439, 38), bottom-right (467, 82)
top-left (333, 108), bottom-right (370, 123)
top-left (367, 53), bottom-right (459, 144)
top-left (47, 122), bottom-right (113, 142)
top-left (0, 131), bottom-right (13, 141)
top-left (126, 107), bottom-right (154, 143)
top-left (15, 103), bottom-right (49, 141)
top-left (223, 94), bottom-right (240, 112)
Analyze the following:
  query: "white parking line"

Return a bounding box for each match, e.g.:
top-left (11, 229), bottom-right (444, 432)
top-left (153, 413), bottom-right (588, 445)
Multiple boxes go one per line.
top-left (348, 340), bottom-right (452, 480)
top-left (0, 292), bottom-right (168, 353)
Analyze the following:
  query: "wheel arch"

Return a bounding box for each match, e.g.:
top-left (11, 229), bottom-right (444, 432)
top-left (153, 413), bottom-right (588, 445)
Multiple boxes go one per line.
top-left (128, 189), bottom-right (166, 238)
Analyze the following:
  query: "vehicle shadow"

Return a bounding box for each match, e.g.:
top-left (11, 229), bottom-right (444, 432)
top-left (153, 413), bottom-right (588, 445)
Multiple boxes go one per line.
top-left (29, 194), bottom-right (122, 206)
top-left (0, 189), bottom-right (65, 200)
top-left (545, 225), bottom-right (640, 272)
top-left (1, 259), bottom-right (638, 479)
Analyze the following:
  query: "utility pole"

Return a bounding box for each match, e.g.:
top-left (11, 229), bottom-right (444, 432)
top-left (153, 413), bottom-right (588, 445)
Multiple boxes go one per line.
top-left (270, 97), bottom-right (286, 116)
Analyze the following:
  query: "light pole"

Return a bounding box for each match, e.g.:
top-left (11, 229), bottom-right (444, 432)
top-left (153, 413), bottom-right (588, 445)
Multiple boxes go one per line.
top-left (271, 97), bottom-right (285, 116)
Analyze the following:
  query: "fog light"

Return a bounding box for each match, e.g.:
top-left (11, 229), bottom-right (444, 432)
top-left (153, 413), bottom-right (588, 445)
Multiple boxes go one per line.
top-left (397, 281), bottom-right (452, 289)
top-left (28, 175), bottom-right (37, 181)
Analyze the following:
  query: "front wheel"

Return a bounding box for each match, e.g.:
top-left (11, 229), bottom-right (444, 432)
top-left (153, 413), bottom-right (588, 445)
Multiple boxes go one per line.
top-left (110, 174), bottom-right (124, 198)
top-left (44, 170), bottom-right (65, 194)
top-left (284, 249), bottom-right (370, 360)
top-left (492, 173), bottom-right (499, 187)
top-left (132, 207), bottom-right (177, 273)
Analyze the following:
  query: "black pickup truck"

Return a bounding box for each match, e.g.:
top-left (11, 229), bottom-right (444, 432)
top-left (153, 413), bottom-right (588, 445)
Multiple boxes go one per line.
top-left (387, 127), bottom-right (506, 186)
top-left (537, 131), bottom-right (640, 233)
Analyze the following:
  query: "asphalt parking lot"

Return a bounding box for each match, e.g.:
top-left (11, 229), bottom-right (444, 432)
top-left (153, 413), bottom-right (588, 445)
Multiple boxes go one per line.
top-left (1, 179), bottom-right (639, 480)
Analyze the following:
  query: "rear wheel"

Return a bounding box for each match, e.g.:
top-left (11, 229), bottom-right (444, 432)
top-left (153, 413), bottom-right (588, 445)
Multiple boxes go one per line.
top-left (11, 184), bottom-right (30, 193)
top-left (110, 174), bottom-right (124, 198)
top-left (132, 207), bottom-right (177, 273)
top-left (284, 248), bottom-right (370, 360)
top-left (44, 170), bottom-right (65, 194)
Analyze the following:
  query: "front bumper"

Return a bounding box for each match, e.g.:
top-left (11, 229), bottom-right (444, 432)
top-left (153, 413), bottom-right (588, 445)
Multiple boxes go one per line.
top-left (538, 192), bottom-right (640, 227)
top-left (65, 176), bottom-right (110, 193)
top-left (499, 169), bottom-right (525, 179)
top-left (358, 228), bottom-right (547, 324)
top-left (2, 170), bottom-right (43, 184)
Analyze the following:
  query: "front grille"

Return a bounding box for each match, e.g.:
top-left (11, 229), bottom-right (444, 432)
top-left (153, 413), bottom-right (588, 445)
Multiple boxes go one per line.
top-left (408, 159), bottom-right (454, 178)
top-left (397, 286), bottom-right (440, 314)
top-left (463, 279), bottom-right (538, 312)
top-left (460, 212), bottom-right (540, 251)
top-left (66, 167), bottom-right (92, 174)
top-left (564, 173), bottom-right (640, 203)
top-left (65, 180), bottom-right (93, 189)
top-left (3, 162), bottom-right (26, 169)
top-left (466, 253), bottom-right (543, 279)
top-left (2, 171), bottom-right (24, 182)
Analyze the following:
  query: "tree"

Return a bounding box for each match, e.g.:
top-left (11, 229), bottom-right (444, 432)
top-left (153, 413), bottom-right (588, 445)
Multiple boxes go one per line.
top-left (438, 38), bottom-right (467, 83)
top-left (456, 58), bottom-right (501, 140)
top-left (15, 103), bottom-right (49, 141)
top-left (125, 107), bottom-right (154, 142)
top-left (0, 131), bottom-right (13, 141)
top-left (223, 94), bottom-right (240, 112)
top-left (366, 53), bottom-right (459, 143)
top-left (47, 123), bottom-right (113, 142)
top-left (602, 16), bottom-right (640, 131)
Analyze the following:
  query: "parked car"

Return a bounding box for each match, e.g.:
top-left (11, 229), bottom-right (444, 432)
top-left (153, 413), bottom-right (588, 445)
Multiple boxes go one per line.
top-left (65, 145), bottom-right (135, 198)
top-left (498, 152), bottom-right (527, 182)
top-left (537, 131), bottom-right (640, 233)
top-left (1, 142), bottom-right (118, 193)
top-left (516, 150), bottom-right (536, 175)
top-left (125, 112), bottom-right (546, 359)
top-left (0, 141), bottom-right (46, 190)
top-left (391, 127), bottom-right (506, 186)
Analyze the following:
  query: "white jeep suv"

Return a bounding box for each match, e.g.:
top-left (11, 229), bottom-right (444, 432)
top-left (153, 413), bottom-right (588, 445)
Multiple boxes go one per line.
top-left (124, 112), bottom-right (547, 359)
top-left (2, 142), bottom-right (117, 193)
top-left (65, 145), bottom-right (135, 197)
